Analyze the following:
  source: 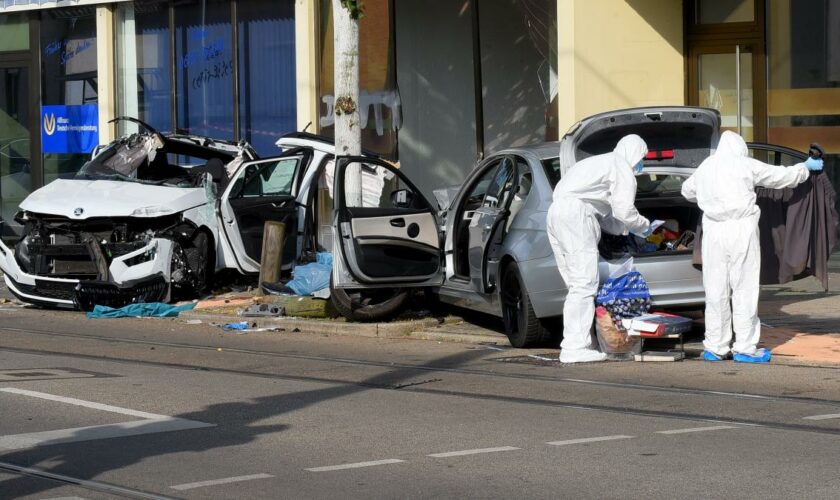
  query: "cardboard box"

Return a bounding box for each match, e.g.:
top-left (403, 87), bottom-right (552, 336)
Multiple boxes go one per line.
top-left (626, 313), bottom-right (693, 337)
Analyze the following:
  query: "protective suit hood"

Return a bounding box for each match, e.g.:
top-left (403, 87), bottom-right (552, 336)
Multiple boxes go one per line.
top-left (715, 130), bottom-right (748, 158)
top-left (612, 134), bottom-right (648, 168)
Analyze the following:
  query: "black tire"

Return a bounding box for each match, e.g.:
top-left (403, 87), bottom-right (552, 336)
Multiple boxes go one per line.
top-left (330, 280), bottom-right (410, 322)
top-left (501, 262), bottom-right (546, 348)
top-left (183, 231), bottom-right (211, 295)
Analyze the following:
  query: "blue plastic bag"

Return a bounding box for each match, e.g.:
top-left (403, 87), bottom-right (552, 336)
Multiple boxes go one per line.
top-left (286, 252), bottom-right (333, 296)
top-left (596, 270), bottom-right (651, 305)
top-left (596, 260), bottom-right (651, 327)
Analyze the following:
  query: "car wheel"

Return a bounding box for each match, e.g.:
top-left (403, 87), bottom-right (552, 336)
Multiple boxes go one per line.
top-left (183, 232), bottom-right (210, 295)
top-left (501, 262), bottom-right (546, 348)
top-left (330, 280), bottom-right (410, 322)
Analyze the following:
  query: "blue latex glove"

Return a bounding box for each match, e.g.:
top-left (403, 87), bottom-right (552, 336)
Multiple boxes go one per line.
top-left (635, 224), bottom-right (654, 238)
top-left (805, 157), bottom-right (824, 171)
top-left (634, 160), bottom-right (644, 174)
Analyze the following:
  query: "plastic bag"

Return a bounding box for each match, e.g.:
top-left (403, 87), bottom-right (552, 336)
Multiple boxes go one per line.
top-left (286, 252), bottom-right (333, 296)
top-left (594, 306), bottom-right (641, 359)
top-left (596, 258), bottom-right (651, 327)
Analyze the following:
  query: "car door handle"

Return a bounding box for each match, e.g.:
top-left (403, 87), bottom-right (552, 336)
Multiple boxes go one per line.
top-left (390, 218), bottom-right (406, 228)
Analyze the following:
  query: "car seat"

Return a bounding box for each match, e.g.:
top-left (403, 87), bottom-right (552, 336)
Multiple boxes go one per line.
top-left (192, 158), bottom-right (227, 187)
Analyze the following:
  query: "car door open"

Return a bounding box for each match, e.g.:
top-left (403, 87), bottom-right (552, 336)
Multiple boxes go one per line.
top-left (220, 149), bottom-right (311, 273)
top-left (332, 156), bottom-right (443, 288)
top-left (466, 156), bottom-right (519, 293)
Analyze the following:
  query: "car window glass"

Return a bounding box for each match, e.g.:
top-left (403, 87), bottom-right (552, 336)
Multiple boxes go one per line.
top-left (483, 157), bottom-right (514, 208)
top-left (232, 158), bottom-right (299, 198)
top-left (749, 147), bottom-right (802, 166)
top-left (515, 159), bottom-right (532, 199)
top-left (462, 160), bottom-right (501, 211)
top-left (344, 162), bottom-right (416, 210)
top-left (635, 173), bottom-right (688, 196)
top-left (541, 158), bottom-right (561, 188)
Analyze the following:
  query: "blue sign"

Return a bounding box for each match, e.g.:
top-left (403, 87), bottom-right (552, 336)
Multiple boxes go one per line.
top-left (41, 104), bottom-right (99, 154)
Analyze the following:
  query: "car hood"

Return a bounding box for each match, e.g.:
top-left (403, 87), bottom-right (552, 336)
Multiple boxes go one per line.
top-left (20, 179), bottom-right (209, 219)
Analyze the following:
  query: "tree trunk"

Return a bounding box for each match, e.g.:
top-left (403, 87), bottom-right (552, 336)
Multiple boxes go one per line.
top-left (332, 0), bottom-right (363, 206)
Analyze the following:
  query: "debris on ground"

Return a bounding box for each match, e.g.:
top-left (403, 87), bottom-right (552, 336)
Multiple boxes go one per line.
top-left (263, 252), bottom-right (332, 297)
top-left (86, 302), bottom-right (197, 319)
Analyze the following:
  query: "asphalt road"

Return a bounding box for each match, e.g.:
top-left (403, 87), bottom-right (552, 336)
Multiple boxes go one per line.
top-left (1, 306), bottom-right (839, 499)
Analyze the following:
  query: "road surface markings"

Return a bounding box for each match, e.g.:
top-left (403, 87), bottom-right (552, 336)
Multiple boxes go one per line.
top-left (0, 387), bottom-right (214, 451)
top-left (546, 435), bottom-right (635, 446)
top-left (306, 459), bottom-right (406, 472)
top-left (428, 446), bottom-right (520, 458)
top-left (802, 414), bottom-right (840, 421)
top-left (0, 387), bottom-right (164, 419)
top-left (170, 474), bottom-right (274, 491)
top-left (656, 425), bottom-right (738, 435)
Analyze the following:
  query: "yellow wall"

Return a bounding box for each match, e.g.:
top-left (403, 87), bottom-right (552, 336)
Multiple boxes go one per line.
top-left (558, 0), bottom-right (685, 133)
top-left (295, 0), bottom-right (319, 132)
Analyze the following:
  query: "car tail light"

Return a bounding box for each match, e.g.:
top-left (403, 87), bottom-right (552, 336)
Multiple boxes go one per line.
top-left (645, 150), bottom-right (675, 160)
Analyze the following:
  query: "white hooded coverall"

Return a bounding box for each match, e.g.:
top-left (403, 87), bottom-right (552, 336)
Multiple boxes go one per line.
top-left (681, 131), bottom-right (809, 356)
top-left (546, 135), bottom-right (650, 358)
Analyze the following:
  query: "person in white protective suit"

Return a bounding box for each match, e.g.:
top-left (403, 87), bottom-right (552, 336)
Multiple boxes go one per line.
top-left (681, 130), bottom-right (811, 363)
top-left (547, 134), bottom-right (653, 363)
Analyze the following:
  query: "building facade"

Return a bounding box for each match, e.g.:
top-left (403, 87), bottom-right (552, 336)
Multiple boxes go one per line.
top-left (0, 0), bottom-right (838, 236)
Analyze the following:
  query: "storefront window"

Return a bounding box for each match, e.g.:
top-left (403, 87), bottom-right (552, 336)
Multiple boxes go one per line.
top-left (116, 0), bottom-right (172, 135)
top-left (768, 0), bottom-right (840, 204)
top-left (237, 0), bottom-right (297, 154)
top-left (320, 0), bottom-right (558, 198)
top-left (174, 0), bottom-right (234, 139)
top-left (318, 0), bottom-right (399, 158)
top-left (479, 0), bottom-right (558, 153)
top-left (0, 12), bottom-right (28, 52)
top-left (695, 0), bottom-right (754, 24)
top-left (0, 64), bottom-right (31, 237)
top-left (40, 7), bottom-right (97, 184)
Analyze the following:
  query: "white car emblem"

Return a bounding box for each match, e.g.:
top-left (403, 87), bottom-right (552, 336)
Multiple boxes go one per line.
top-left (74, 207), bottom-right (84, 216)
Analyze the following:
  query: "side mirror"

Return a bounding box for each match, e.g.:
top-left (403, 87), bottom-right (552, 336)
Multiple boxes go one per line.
top-left (391, 188), bottom-right (415, 209)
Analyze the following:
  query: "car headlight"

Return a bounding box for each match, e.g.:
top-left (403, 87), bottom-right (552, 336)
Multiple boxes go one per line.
top-left (131, 206), bottom-right (175, 217)
top-left (14, 211), bottom-right (28, 224)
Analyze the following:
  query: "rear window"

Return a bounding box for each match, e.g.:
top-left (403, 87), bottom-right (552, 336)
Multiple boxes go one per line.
top-left (636, 173), bottom-right (688, 196)
top-left (541, 158), bottom-right (561, 188)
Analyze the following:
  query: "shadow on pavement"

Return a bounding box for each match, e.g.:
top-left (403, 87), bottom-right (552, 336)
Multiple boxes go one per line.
top-left (0, 349), bottom-right (488, 498)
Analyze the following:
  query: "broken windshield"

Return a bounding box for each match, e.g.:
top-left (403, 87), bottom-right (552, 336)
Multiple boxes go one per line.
top-left (75, 133), bottom-right (235, 187)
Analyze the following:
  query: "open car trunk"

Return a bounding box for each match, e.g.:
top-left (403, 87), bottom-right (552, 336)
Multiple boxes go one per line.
top-left (558, 107), bottom-right (717, 261)
top-left (599, 172), bottom-right (701, 259)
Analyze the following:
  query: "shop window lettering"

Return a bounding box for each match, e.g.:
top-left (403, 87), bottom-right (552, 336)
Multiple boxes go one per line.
top-left (181, 37), bottom-right (225, 69)
top-left (192, 59), bottom-right (233, 89)
top-left (44, 39), bottom-right (93, 66)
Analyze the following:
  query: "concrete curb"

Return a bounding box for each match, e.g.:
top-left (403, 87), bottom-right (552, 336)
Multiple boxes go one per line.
top-left (407, 329), bottom-right (512, 346)
top-left (180, 310), bottom-right (442, 339)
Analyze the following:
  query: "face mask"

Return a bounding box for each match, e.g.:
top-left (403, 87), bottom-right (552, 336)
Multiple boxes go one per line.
top-left (634, 161), bottom-right (644, 174)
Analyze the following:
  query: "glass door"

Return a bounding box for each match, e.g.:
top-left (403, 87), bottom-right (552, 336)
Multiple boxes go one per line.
top-left (689, 44), bottom-right (765, 142)
top-left (0, 61), bottom-right (33, 238)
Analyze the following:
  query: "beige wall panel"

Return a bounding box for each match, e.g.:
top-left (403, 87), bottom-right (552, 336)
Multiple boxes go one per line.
top-left (556, 0), bottom-right (685, 133)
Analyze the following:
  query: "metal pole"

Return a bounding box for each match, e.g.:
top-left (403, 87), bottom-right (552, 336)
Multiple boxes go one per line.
top-left (735, 44), bottom-right (742, 135)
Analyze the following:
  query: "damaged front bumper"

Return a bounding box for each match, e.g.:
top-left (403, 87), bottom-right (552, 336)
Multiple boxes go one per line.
top-left (0, 238), bottom-right (174, 309)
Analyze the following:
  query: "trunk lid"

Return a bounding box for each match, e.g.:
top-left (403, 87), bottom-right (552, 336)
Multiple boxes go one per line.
top-left (558, 106), bottom-right (721, 175)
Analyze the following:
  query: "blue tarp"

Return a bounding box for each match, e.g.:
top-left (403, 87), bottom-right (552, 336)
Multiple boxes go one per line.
top-left (286, 252), bottom-right (332, 296)
top-left (86, 302), bottom-right (196, 319)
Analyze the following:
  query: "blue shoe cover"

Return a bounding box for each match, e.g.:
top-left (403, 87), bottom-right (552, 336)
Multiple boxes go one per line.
top-left (702, 350), bottom-right (725, 361)
top-left (733, 348), bottom-right (771, 364)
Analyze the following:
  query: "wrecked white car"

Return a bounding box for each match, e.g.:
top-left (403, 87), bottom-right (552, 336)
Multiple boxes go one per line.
top-left (0, 118), bottom-right (264, 309)
top-left (1, 121), bottom-right (407, 318)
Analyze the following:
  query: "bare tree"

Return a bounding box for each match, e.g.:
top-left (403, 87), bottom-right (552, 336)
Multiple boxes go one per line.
top-left (333, 0), bottom-right (363, 205)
